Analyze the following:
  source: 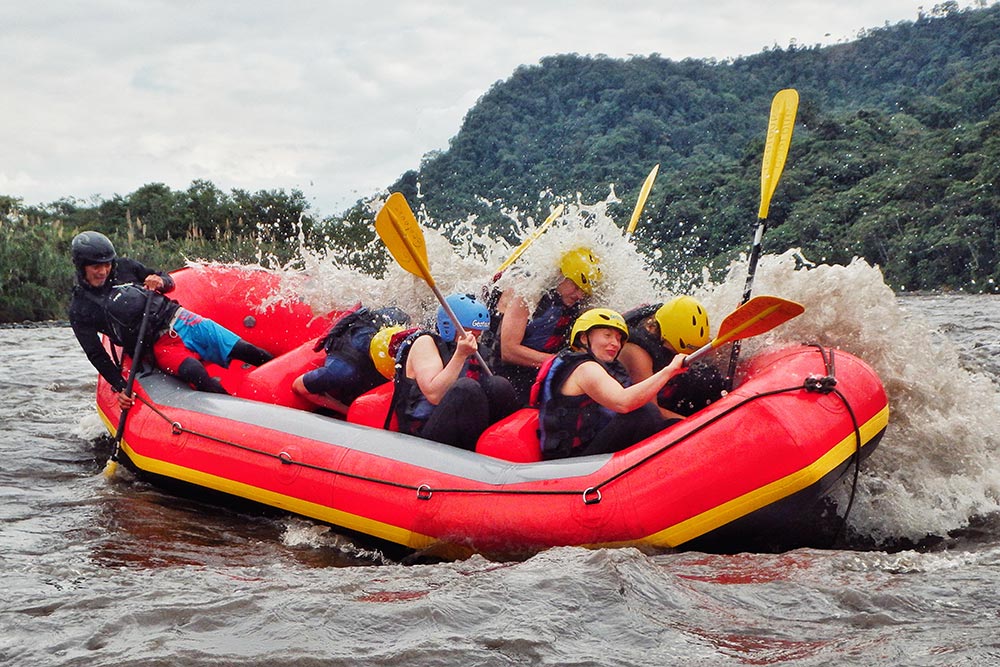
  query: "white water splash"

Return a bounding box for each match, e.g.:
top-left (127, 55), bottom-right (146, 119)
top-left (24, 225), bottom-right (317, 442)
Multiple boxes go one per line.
top-left (234, 196), bottom-right (1000, 547)
top-left (73, 411), bottom-right (109, 440)
top-left (281, 517), bottom-right (391, 564)
top-left (703, 250), bottom-right (1000, 545)
top-left (266, 192), bottom-right (685, 325)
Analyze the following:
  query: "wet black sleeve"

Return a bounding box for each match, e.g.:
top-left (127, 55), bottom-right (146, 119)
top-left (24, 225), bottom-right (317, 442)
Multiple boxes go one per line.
top-left (118, 258), bottom-right (174, 294)
top-left (71, 320), bottom-right (126, 391)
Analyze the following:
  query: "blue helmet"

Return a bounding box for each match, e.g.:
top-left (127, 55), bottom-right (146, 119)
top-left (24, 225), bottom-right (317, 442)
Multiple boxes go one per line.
top-left (437, 293), bottom-right (490, 342)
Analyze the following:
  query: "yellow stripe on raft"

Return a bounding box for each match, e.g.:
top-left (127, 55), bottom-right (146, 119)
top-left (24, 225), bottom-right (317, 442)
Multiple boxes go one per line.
top-left (98, 401), bottom-right (888, 554)
top-left (96, 407), bottom-right (439, 551)
top-left (631, 403), bottom-right (890, 549)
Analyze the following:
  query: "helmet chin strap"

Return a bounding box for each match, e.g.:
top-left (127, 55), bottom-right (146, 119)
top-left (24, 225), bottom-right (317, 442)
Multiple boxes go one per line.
top-left (581, 330), bottom-right (622, 364)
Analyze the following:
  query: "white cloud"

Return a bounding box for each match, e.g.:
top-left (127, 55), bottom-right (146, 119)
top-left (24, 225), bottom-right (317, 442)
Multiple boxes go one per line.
top-left (0, 0), bottom-right (983, 215)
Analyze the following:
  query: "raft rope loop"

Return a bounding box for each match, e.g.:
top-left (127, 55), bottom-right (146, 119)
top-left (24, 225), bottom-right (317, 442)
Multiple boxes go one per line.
top-left (802, 344), bottom-right (865, 547)
top-left (128, 345), bottom-right (867, 522)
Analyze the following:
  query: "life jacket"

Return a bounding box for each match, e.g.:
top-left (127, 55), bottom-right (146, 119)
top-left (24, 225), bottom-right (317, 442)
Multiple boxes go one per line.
top-left (81, 283), bottom-right (178, 353)
top-left (520, 289), bottom-right (580, 353)
top-left (621, 303), bottom-right (724, 416)
top-left (532, 349), bottom-right (632, 459)
top-left (309, 305), bottom-right (401, 401)
top-left (659, 360), bottom-right (726, 416)
top-left (477, 284), bottom-right (505, 368)
top-left (391, 330), bottom-right (485, 435)
top-left (486, 289), bottom-right (582, 404)
top-left (487, 289), bottom-right (579, 364)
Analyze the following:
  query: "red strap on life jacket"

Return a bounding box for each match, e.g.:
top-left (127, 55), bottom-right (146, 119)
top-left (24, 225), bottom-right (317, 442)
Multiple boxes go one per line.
top-left (528, 355), bottom-right (559, 407)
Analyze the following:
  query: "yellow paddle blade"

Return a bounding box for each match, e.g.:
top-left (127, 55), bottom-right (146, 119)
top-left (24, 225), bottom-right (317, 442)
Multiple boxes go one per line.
top-left (712, 295), bottom-right (804, 348)
top-left (102, 458), bottom-right (118, 478)
top-left (375, 193), bottom-right (435, 286)
top-left (758, 89), bottom-right (798, 219)
top-left (626, 164), bottom-right (659, 237)
top-left (495, 203), bottom-right (565, 275)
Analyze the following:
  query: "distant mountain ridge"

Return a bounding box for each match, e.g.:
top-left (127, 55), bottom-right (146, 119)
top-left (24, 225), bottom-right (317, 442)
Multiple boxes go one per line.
top-left (382, 2), bottom-right (1000, 291)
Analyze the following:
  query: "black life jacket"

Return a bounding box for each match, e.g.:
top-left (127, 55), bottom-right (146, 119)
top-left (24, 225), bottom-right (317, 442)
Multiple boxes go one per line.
top-left (80, 283), bottom-right (177, 352)
top-left (391, 331), bottom-right (485, 435)
top-left (477, 284), bottom-right (505, 368)
top-left (487, 289), bottom-right (579, 365)
top-left (309, 306), bottom-right (399, 402)
top-left (532, 349), bottom-right (632, 459)
top-left (622, 302), bottom-right (724, 415)
top-left (658, 360), bottom-right (726, 416)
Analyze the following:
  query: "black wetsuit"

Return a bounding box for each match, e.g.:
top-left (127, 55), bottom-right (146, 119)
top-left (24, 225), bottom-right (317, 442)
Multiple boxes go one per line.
top-left (68, 258), bottom-right (177, 391)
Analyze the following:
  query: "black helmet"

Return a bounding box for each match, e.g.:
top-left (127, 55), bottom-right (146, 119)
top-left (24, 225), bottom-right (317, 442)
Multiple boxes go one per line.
top-left (71, 231), bottom-right (116, 267)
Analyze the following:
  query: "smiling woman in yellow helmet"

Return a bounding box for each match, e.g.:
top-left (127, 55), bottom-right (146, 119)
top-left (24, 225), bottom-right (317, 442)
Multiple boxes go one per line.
top-left (531, 307), bottom-right (688, 460)
top-left (618, 295), bottom-right (725, 420)
top-left (486, 247), bottom-right (602, 406)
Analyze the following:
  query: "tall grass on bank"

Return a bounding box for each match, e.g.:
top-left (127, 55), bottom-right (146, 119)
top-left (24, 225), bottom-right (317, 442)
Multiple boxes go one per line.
top-left (0, 211), bottom-right (301, 324)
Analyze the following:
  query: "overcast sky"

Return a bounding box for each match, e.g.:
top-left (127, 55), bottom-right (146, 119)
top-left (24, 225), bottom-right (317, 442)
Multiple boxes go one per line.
top-left (2, 1), bottom-right (985, 217)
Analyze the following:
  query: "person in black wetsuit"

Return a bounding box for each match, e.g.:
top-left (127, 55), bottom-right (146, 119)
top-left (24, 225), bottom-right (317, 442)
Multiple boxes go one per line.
top-left (487, 247), bottom-right (601, 406)
top-left (393, 293), bottom-right (518, 451)
top-left (618, 296), bottom-right (725, 419)
top-left (534, 308), bottom-right (687, 460)
top-left (68, 231), bottom-right (273, 409)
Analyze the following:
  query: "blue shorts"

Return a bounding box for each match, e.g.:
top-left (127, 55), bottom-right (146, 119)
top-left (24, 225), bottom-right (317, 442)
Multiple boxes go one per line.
top-left (170, 308), bottom-right (241, 367)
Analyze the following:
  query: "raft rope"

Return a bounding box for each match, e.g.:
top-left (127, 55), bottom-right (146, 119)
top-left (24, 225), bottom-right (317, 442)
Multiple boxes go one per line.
top-left (128, 345), bottom-right (867, 521)
top-left (803, 344), bottom-right (865, 546)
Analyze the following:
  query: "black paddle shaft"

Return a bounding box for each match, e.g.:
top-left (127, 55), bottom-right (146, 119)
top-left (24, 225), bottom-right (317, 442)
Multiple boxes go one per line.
top-left (110, 289), bottom-right (156, 459)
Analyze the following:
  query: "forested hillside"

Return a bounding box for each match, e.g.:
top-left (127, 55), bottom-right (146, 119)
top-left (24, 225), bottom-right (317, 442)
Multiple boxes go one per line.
top-left (3, 2), bottom-right (999, 322)
top-left (388, 1), bottom-right (1000, 291)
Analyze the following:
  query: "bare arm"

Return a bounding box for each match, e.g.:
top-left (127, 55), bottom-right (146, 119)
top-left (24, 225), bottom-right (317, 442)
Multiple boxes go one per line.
top-left (618, 342), bottom-right (654, 383)
top-left (564, 354), bottom-right (688, 414)
top-left (499, 293), bottom-right (552, 368)
top-left (618, 343), bottom-right (685, 419)
top-left (408, 333), bottom-right (477, 405)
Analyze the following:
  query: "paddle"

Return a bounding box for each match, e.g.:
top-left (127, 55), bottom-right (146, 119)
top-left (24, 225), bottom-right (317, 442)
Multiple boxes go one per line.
top-left (685, 295), bottom-right (804, 367)
top-left (493, 203), bottom-right (565, 280)
top-left (625, 164), bottom-right (659, 237)
top-left (726, 89), bottom-right (798, 386)
top-left (103, 289), bottom-right (156, 478)
top-left (375, 192), bottom-right (493, 375)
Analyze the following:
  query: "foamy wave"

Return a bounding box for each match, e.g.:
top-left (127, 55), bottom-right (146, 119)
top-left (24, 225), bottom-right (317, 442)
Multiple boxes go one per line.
top-left (225, 200), bottom-right (1000, 547)
top-left (74, 411), bottom-right (109, 440)
top-left (705, 250), bottom-right (1000, 545)
top-left (281, 518), bottom-right (391, 564)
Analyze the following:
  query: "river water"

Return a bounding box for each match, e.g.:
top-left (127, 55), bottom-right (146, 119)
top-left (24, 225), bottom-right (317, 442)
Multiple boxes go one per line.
top-left (3, 253), bottom-right (1000, 666)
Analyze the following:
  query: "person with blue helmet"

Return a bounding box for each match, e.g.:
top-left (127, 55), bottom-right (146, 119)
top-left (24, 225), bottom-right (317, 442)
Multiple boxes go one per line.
top-left (393, 293), bottom-right (517, 451)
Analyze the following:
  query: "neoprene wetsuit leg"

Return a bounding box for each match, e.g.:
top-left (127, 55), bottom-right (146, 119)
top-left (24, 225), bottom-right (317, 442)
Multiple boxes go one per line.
top-left (177, 357), bottom-right (228, 394)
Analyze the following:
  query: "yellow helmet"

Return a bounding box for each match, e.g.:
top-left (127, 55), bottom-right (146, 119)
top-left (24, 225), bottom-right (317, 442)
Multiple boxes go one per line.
top-left (655, 296), bottom-right (710, 353)
top-left (570, 308), bottom-right (629, 349)
top-left (559, 247), bottom-right (602, 295)
top-left (369, 325), bottom-right (407, 379)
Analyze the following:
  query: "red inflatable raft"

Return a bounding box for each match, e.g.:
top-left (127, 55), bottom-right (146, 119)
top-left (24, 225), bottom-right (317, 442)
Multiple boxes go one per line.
top-left (95, 265), bottom-right (889, 557)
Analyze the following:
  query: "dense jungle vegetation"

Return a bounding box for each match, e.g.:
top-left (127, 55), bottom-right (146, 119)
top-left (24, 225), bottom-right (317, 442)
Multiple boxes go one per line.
top-left (3, 1), bottom-right (998, 323)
